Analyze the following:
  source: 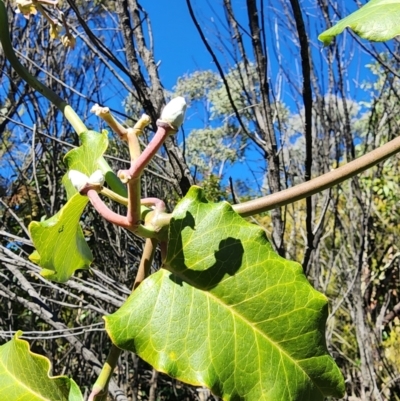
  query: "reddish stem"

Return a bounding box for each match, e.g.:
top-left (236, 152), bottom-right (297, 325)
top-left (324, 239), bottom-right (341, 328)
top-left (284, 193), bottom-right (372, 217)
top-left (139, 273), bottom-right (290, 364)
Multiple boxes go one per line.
top-left (86, 189), bottom-right (131, 229)
top-left (119, 121), bottom-right (172, 181)
top-left (141, 197), bottom-right (166, 212)
top-left (126, 178), bottom-right (141, 228)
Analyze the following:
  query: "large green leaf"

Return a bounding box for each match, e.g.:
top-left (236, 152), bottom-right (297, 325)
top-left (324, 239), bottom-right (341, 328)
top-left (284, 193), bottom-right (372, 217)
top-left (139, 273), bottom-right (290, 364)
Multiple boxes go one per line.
top-left (62, 130), bottom-right (109, 199)
top-left (319, 0), bottom-right (400, 45)
top-left (29, 193), bottom-right (92, 282)
top-left (0, 331), bottom-right (83, 401)
top-left (28, 130), bottom-right (109, 282)
top-left (105, 187), bottom-right (345, 401)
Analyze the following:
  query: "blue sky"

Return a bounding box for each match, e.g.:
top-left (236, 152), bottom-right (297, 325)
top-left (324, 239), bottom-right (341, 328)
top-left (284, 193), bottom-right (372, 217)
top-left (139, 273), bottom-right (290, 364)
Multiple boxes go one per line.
top-left (142, 1), bottom-right (374, 93)
top-left (0, 0), bottom-right (389, 190)
top-left (141, 1), bottom-right (214, 90)
top-left (81, 0), bottom-right (379, 124)
top-left (135, 1), bottom-right (382, 188)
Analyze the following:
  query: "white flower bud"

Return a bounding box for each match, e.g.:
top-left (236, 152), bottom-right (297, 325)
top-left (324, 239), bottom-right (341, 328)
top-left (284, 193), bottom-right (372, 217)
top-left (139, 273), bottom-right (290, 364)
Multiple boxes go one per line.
top-left (88, 170), bottom-right (105, 186)
top-left (160, 97), bottom-right (187, 130)
top-left (68, 170), bottom-right (89, 192)
top-left (90, 104), bottom-right (109, 116)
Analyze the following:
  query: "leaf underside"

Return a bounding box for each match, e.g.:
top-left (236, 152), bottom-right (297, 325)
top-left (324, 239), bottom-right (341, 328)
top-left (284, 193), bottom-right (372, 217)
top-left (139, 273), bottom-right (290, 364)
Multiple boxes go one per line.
top-left (29, 130), bottom-right (108, 282)
top-left (0, 332), bottom-right (83, 401)
top-left (62, 130), bottom-right (109, 199)
top-left (29, 193), bottom-right (92, 282)
top-left (105, 186), bottom-right (345, 401)
top-left (319, 0), bottom-right (400, 45)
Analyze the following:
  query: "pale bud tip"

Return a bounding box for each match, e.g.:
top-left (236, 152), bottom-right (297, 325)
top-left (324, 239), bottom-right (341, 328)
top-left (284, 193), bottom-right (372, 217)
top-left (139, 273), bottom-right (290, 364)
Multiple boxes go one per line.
top-left (68, 170), bottom-right (89, 192)
top-left (88, 170), bottom-right (105, 186)
top-left (160, 97), bottom-right (187, 130)
top-left (90, 104), bottom-right (109, 116)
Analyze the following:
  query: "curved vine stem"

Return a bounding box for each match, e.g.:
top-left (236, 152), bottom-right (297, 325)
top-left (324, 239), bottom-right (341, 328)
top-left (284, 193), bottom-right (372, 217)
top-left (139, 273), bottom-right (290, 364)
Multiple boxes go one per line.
top-left (0, 0), bottom-right (127, 195)
top-left (233, 134), bottom-right (400, 217)
top-left (0, 0), bottom-right (86, 134)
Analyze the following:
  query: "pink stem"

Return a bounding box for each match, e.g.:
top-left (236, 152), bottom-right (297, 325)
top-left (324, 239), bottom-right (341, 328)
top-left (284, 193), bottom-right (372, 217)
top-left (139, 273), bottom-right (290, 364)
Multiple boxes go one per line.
top-left (126, 178), bottom-right (141, 228)
top-left (86, 189), bottom-right (131, 229)
top-left (141, 197), bottom-right (166, 212)
top-left (119, 122), bottom-right (171, 181)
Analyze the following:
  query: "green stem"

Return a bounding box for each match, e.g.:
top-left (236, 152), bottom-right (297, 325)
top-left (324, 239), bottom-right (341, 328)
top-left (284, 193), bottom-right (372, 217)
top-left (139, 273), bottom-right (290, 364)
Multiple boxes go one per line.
top-left (133, 237), bottom-right (158, 290)
top-left (88, 344), bottom-right (121, 401)
top-left (0, 0), bottom-right (86, 135)
top-left (89, 237), bottom-right (158, 400)
top-left (100, 187), bottom-right (128, 205)
top-left (126, 177), bottom-right (141, 228)
top-left (0, 1), bottom-right (128, 195)
top-left (233, 134), bottom-right (400, 217)
top-left (98, 159), bottom-right (128, 198)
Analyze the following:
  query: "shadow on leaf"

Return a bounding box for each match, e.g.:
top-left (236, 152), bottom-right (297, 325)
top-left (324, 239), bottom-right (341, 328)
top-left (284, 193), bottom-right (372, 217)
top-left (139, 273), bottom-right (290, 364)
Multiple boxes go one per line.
top-left (167, 211), bottom-right (244, 290)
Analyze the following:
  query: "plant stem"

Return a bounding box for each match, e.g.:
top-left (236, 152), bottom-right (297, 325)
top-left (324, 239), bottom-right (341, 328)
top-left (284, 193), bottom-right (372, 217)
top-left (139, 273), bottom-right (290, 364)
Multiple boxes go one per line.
top-left (0, 1), bottom-right (86, 135)
top-left (133, 237), bottom-right (158, 290)
top-left (100, 187), bottom-right (129, 206)
top-left (98, 159), bottom-right (128, 198)
top-left (86, 189), bottom-right (163, 238)
top-left (90, 236), bottom-right (158, 401)
top-left (91, 104), bottom-right (129, 139)
top-left (233, 135), bottom-right (400, 217)
top-left (86, 190), bottom-right (131, 228)
top-left (118, 121), bottom-right (172, 182)
top-left (128, 115), bottom-right (152, 160)
top-left (88, 344), bottom-right (121, 401)
top-left (127, 128), bottom-right (143, 161)
top-left (126, 178), bottom-right (141, 228)
top-left (0, 2), bottom-right (130, 196)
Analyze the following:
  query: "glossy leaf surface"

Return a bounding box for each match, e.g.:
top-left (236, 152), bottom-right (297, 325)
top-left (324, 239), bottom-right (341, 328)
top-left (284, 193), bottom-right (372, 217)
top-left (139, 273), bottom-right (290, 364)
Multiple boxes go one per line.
top-left (0, 332), bottom-right (83, 401)
top-left (319, 0), bottom-right (400, 45)
top-left (105, 187), bottom-right (345, 400)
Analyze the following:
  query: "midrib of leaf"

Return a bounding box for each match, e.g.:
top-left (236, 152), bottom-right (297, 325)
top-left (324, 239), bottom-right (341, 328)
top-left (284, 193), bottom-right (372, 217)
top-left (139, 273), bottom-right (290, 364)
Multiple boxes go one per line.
top-left (162, 268), bottom-right (324, 396)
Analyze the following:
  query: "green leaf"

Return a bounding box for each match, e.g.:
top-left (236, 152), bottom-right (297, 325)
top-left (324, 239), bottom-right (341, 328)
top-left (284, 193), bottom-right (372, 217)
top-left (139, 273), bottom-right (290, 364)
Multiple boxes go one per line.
top-left (62, 130), bottom-right (109, 199)
top-left (318, 0), bottom-right (400, 45)
top-left (105, 186), bottom-right (345, 401)
top-left (0, 331), bottom-right (83, 401)
top-left (28, 130), bottom-right (110, 282)
top-left (29, 193), bottom-right (92, 283)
